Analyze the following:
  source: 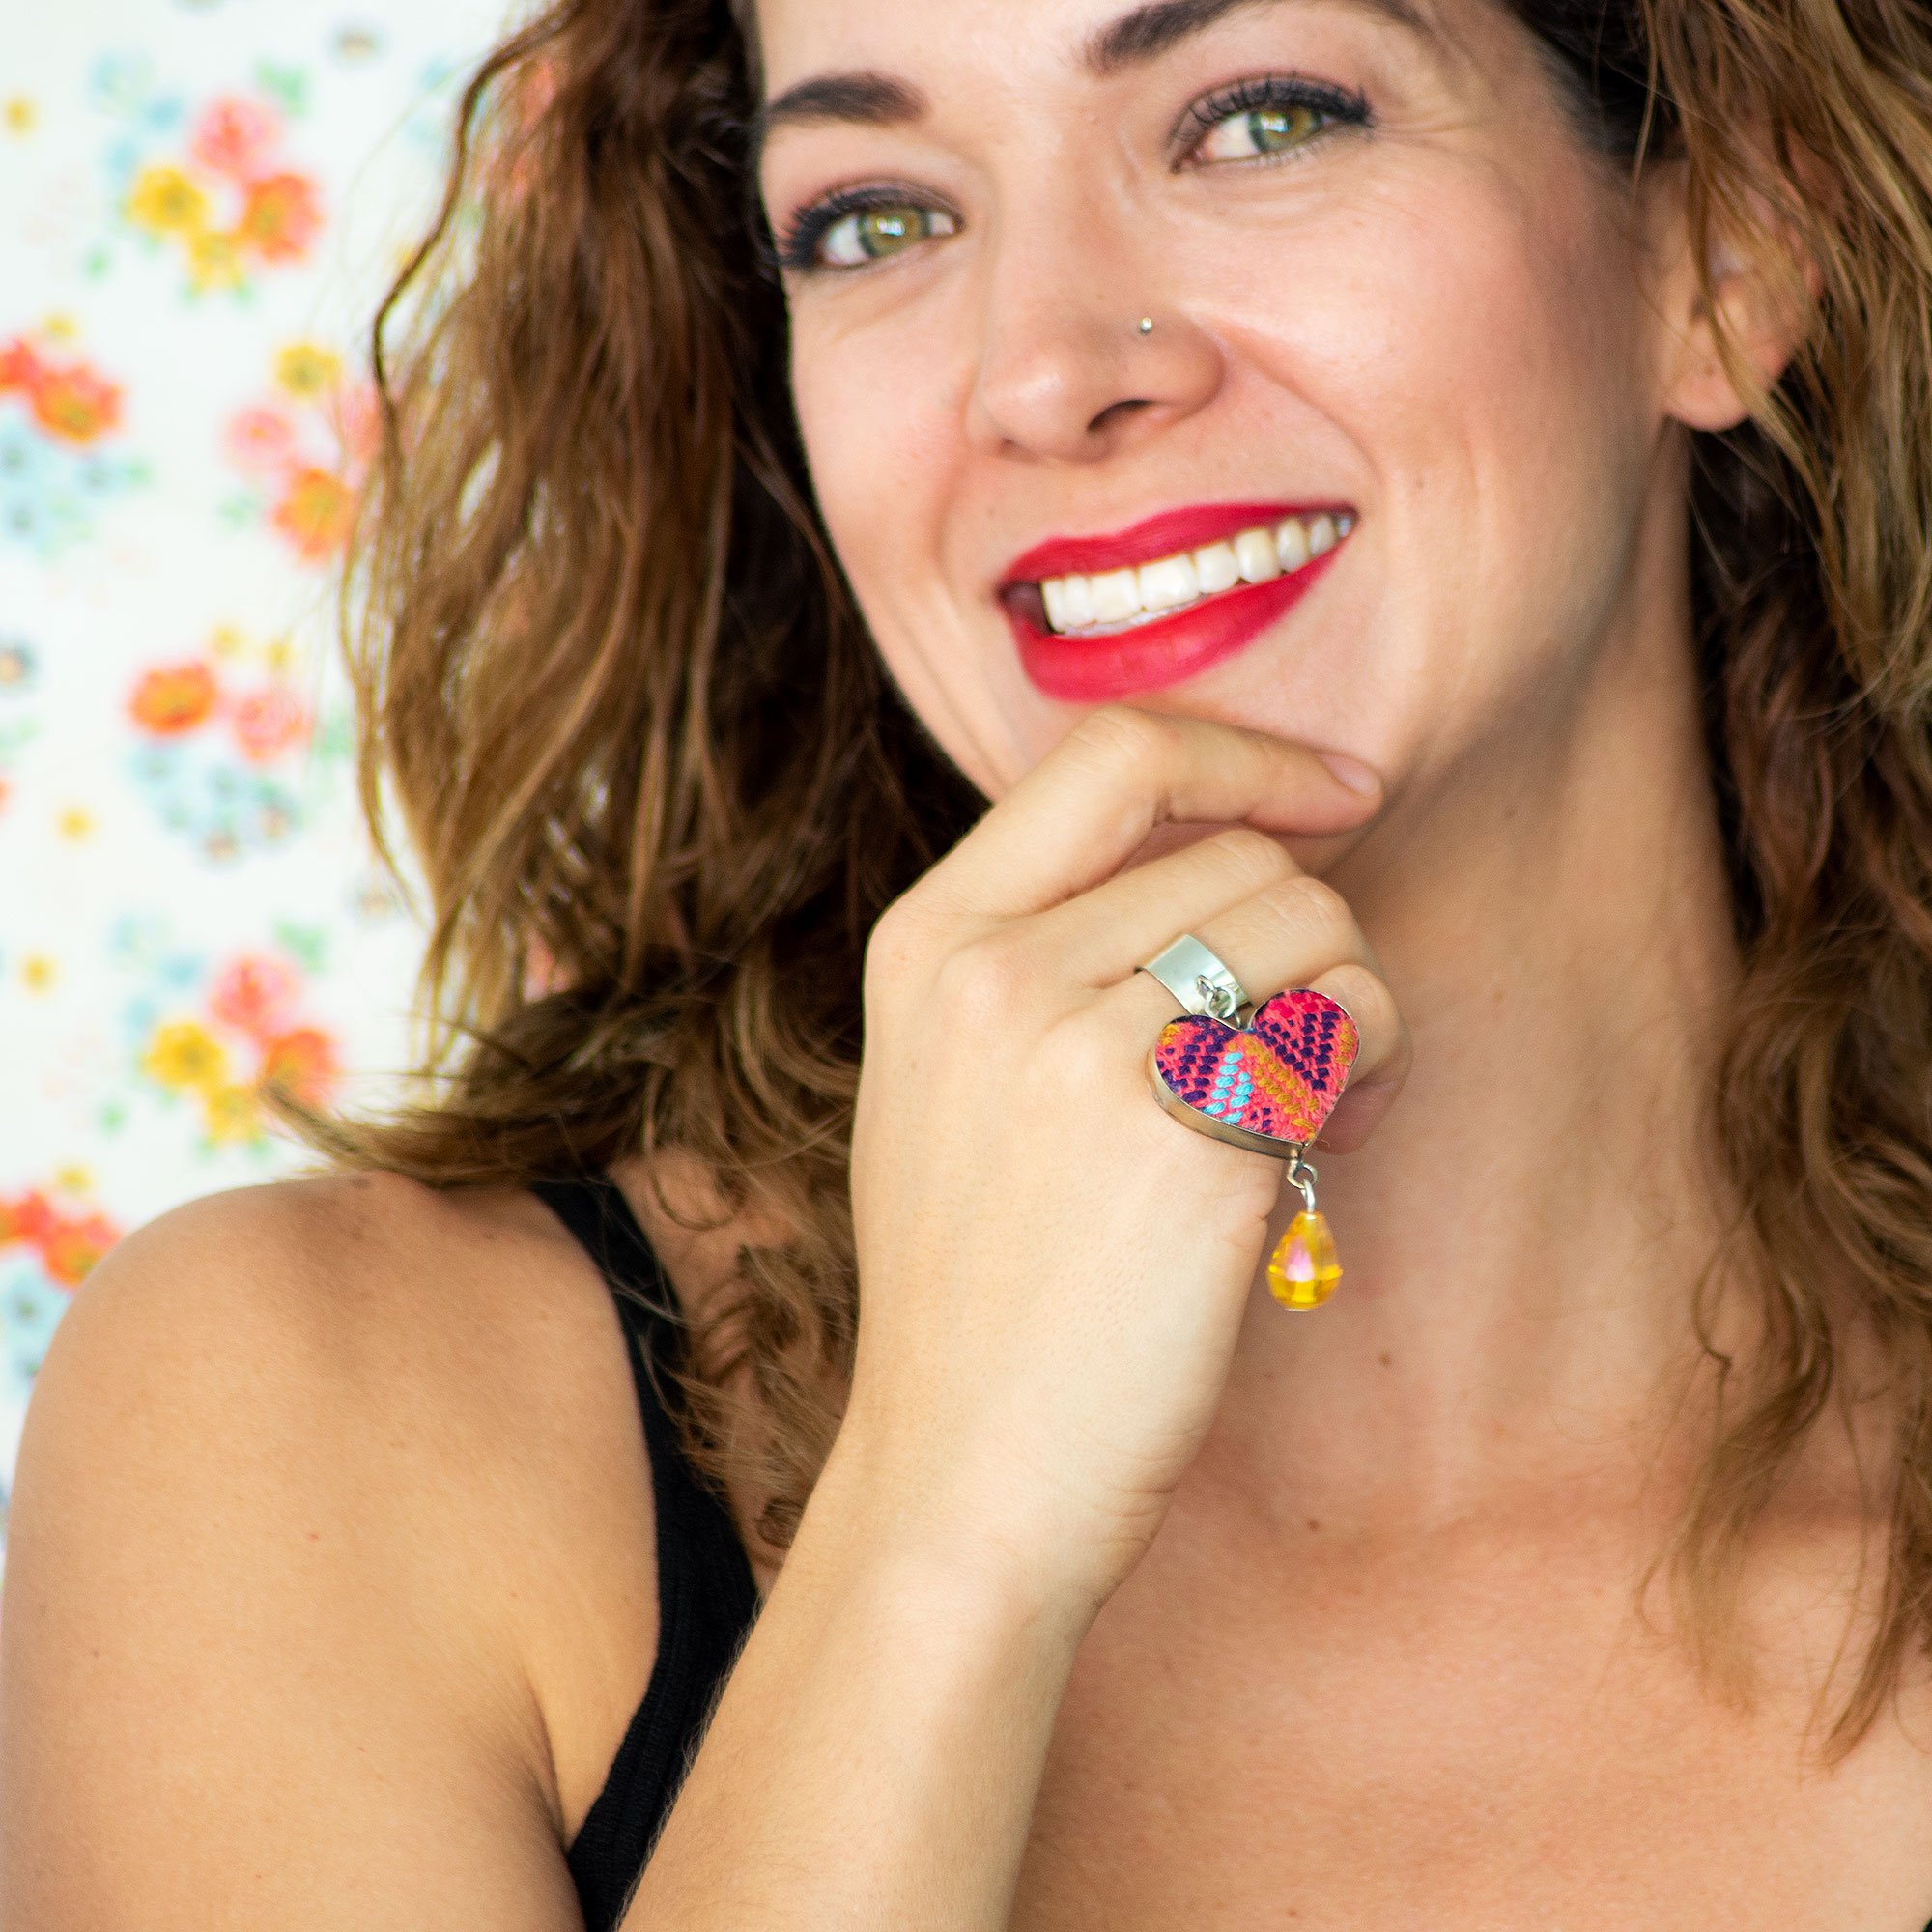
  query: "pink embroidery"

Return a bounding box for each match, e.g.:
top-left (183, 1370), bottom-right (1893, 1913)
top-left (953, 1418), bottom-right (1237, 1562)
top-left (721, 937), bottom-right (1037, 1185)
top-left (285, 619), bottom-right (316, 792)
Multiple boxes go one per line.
top-left (1152, 988), bottom-right (1359, 1146)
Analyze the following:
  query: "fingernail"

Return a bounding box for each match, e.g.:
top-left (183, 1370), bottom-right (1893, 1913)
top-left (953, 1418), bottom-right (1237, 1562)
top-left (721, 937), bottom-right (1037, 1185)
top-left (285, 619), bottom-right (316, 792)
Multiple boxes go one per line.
top-left (1319, 752), bottom-right (1380, 796)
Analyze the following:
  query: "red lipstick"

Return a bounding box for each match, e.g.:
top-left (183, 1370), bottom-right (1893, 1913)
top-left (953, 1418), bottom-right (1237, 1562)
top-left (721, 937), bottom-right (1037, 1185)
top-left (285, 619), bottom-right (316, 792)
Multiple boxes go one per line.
top-left (998, 501), bottom-right (1350, 704)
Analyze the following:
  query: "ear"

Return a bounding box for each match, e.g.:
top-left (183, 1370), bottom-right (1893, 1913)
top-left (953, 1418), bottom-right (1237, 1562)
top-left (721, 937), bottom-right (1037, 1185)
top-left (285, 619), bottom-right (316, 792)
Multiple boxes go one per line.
top-left (1643, 160), bottom-right (1823, 434)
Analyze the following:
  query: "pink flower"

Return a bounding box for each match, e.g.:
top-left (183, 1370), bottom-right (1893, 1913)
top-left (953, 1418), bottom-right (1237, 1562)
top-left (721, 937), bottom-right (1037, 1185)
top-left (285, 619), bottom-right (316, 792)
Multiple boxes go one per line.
top-left (190, 96), bottom-right (280, 182)
top-left (210, 954), bottom-right (299, 1040)
top-left (327, 379), bottom-right (382, 469)
top-left (229, 685), bottom-right (309, 763)
top-left (223, 404), bottom-right (297, 475)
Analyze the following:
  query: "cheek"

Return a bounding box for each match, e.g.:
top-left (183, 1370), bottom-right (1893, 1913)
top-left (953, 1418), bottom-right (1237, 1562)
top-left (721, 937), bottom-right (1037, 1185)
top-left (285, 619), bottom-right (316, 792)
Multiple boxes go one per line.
top-left (789, 311), bottom-right (1058, 793)
top-left (789, 310), bottom-right (965, 603)
top-left (1205, 161), bottom-right (1655, 728)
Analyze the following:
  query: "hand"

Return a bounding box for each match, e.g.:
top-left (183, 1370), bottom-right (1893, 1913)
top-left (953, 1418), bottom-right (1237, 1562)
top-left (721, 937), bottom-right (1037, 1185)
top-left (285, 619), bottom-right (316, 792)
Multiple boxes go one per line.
top-left (836, 706), bottom-right (1410, 1612)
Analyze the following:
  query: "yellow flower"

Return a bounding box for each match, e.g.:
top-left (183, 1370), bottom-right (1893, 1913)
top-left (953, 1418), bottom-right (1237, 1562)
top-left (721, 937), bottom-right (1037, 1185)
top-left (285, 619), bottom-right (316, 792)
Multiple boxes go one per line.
top-left (55, 805), bottom-right (94, 839)
top-left (127, 164), bottom-right (208, 239)
top-left (274, 340), bottom-right (341, 399)
top-left (201, 1084), bottom-right (263, 1145)
top-left (20, 954), bottom-right (56, 992)
top-left (186, 227), bottom-right (246, 294)
top-left (3, 98), bottom-right (37, 136)
top-left (55, 1164), bottom-right (94, 1195)
top-left (143, 1020), bottom-right (228, 1093)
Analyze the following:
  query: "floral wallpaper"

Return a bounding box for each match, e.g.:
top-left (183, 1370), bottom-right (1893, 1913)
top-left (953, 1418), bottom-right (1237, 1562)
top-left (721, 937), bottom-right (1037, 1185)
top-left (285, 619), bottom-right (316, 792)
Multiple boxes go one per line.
top-left (0, 1), bottom-right (511, 1576)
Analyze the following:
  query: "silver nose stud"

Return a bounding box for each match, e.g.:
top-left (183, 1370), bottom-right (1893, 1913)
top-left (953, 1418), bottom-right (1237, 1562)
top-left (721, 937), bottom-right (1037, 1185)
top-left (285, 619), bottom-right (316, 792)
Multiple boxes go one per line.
top-left (1136, 316), bottom-right (1154, 335)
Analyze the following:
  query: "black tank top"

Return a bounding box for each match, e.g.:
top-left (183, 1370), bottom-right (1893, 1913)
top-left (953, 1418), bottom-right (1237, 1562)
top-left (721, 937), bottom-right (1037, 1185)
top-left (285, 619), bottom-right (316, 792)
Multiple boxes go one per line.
top-left (535, 1175), bottom-right (1932, 1930)
top-left (531, 1175), bottom-right (761, 1932)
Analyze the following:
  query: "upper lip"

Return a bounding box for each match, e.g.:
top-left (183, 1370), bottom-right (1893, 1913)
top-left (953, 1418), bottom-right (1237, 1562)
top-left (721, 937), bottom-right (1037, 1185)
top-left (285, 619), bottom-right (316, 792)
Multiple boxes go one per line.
top-left (998, 499), bottom-right (1352, 590)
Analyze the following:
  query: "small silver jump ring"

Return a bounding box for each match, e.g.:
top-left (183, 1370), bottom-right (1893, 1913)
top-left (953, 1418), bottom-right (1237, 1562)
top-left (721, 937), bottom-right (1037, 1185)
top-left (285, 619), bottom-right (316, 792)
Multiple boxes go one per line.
top-left (1136, 934), bottom-right (1250, 1024)
top-left (1284, 1147), bottom-right (1319, 1215)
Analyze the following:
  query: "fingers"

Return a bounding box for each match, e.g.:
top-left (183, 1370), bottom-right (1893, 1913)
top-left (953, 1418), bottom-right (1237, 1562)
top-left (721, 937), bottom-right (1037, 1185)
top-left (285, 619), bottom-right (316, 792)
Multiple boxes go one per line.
top-left (920, 707), bottom-right (1379, 925)
top-left (1035, 824), bottom-right (1304, 989)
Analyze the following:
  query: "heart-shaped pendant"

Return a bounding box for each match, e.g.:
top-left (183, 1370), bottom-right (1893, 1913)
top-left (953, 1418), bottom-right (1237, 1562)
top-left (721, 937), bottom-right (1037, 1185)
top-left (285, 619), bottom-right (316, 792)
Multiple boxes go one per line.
top-left (1149, 987), bottom-right (1359, 1155)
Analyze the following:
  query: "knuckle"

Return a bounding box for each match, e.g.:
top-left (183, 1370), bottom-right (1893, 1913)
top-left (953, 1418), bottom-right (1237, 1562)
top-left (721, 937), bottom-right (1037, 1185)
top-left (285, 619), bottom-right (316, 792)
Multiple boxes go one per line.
top-left (1066, 703), bottom-right (1174, 771)
top-left (863, 895), bottom-right (931, 992)
top-left (1208, 826), bottom-right (1294, 891)
top-left (1262, 872), bottom-right (1350, 943)
top-left (1039, 1009), bottom-right (1129, 1096)
top-left (932, 930), bottom-right (1036, 1028)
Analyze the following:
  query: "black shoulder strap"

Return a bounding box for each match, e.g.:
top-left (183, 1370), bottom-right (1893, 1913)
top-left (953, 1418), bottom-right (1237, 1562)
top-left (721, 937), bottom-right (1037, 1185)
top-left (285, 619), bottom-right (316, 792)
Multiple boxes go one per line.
top-left (530, 1175), bottom-right (760, 1932)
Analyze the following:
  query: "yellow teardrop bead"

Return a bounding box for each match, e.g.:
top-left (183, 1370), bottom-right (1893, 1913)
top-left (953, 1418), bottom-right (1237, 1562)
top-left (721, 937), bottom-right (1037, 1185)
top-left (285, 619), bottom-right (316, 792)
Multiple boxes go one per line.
top-left (1267, 1209), bottom-right (1341, 1310)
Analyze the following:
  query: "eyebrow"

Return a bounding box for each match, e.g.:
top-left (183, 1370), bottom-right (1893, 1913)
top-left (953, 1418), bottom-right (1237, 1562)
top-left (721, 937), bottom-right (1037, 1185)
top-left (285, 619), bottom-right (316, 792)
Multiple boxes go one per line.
top-left (753, 0), bottom-right (1428, 161)
top-left (753, 71), bottom-right (927, 158)
top-left (1088, 0), bottom-right (1427, 71)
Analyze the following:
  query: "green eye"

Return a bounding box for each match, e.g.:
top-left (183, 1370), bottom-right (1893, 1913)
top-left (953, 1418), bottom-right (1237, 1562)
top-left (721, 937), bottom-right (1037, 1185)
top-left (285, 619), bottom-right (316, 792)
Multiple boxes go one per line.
top-left (818, 203), bottom-right (957, 269)
top-left (1196, 101), bottom-right (1328, 164)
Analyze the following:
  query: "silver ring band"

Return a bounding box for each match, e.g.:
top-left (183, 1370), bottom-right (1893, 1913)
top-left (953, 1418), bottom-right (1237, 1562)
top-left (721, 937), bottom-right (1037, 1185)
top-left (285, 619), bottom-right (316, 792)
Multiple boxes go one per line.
top-left (1137, 934), bottom-right (1251, 1023)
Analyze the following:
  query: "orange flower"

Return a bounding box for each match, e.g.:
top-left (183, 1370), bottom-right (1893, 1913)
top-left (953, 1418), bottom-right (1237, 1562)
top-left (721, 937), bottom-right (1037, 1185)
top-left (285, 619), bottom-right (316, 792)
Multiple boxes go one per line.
top-left (259, 1026), bottom-right (339, 1105)
top-left (0, 1191), bottom-right (51, 1247)
top-left (129, 661), bottom-right (218, 735)
top-left (236, 171), bottom-right (322, 262)
top-left (270, 466), bottom-right (355, 560)
top-left (0, 336), bottom-right (42, 393)
top-left (209, 954), bottom-right (298, 1040)
top-left (42, 1212), bottom-right (118, 1288)
top-left (0, 1193), bottom-right (115, 1287)
top-left (29, 359), bottom-right (123, 444)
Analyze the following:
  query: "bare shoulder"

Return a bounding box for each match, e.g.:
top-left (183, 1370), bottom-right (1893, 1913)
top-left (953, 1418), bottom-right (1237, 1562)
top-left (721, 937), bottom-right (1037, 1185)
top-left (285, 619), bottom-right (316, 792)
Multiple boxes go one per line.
top-left (0, 1169), bottom-right (659, 1931)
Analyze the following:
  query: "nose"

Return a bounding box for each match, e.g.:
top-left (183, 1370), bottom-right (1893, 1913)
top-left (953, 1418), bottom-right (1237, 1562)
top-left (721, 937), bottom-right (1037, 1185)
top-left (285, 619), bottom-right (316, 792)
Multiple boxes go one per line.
top-left (964, 196), bottom-right (1223, 463)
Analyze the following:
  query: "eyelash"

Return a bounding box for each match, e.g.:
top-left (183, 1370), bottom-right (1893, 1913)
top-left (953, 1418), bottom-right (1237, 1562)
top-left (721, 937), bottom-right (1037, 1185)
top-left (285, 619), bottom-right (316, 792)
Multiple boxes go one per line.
top-left (1175, 71), bottom-right (1370, 156)
top-left (770, 71), bottom-right (1373, 275)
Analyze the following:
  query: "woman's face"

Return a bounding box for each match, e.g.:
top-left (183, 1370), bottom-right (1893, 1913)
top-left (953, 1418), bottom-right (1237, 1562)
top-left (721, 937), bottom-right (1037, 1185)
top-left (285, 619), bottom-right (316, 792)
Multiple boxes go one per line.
top-left (753, 0), bottom-right (1690, 806)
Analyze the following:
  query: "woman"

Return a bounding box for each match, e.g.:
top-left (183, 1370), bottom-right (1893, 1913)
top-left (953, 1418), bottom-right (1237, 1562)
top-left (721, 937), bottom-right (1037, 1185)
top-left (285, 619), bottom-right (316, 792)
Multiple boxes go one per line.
top-left (6, 0), bottom-right (1932, 1919)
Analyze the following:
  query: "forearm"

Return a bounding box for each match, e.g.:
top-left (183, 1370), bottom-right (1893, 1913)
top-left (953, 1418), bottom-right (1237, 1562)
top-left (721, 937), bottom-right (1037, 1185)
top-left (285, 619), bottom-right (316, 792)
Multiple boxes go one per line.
top-left (619, 1441), bottom-right (1093, 1929)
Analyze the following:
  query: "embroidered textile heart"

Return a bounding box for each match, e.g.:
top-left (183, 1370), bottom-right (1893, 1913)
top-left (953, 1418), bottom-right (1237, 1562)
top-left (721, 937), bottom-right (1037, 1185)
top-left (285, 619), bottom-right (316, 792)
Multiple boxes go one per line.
top-left (1151, 987), bottom-right (1359, 1148)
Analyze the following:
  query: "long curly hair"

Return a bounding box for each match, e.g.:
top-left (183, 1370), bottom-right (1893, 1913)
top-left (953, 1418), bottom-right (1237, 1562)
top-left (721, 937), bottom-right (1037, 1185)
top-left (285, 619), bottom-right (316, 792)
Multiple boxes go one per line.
top-left (308, 0), bottom-right (1932, 1752)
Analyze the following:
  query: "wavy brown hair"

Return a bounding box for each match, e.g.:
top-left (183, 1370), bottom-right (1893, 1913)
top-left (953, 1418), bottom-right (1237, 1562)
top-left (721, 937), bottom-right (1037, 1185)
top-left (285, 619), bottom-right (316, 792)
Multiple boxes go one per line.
top-left (309, 0), bottom-right (1932, 1750)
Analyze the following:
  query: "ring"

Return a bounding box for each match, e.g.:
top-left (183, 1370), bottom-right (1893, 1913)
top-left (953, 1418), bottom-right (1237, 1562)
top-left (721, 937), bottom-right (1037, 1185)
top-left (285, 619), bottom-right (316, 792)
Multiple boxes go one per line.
top-left (1136, 933), bottom-right (1251, 1023)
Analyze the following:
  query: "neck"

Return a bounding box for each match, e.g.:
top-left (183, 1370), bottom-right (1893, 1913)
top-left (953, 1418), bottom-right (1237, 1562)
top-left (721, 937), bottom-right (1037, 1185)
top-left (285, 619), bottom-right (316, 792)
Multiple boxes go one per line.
top-left (1214, 558), bottom-right (1750, 1534)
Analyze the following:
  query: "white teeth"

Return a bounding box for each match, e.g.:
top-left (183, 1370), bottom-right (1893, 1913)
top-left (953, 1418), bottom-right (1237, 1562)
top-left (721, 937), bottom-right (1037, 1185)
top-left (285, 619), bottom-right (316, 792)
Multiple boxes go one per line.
top-left (1235, 528), bottom-right (1281, 583)
top-left (1034, 513), bottom-right (1351, 636)
top-left (1090, 568), bottom-right (1142, 623)
top-left (1138, 554), bottom-right (1198, 611)
top-left (1194, 540), bottom-right (1239, 595)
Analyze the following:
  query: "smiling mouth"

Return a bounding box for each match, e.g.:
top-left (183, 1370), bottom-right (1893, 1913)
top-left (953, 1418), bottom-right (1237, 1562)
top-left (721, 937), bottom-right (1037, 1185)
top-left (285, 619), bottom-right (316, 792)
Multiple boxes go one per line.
top-left (1006, 509), bottom-right (1353, 637)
